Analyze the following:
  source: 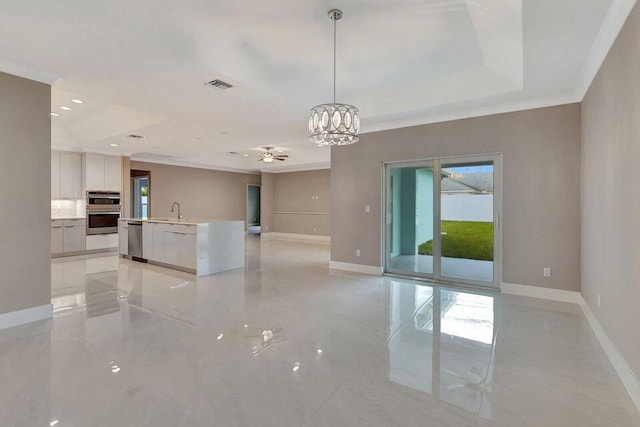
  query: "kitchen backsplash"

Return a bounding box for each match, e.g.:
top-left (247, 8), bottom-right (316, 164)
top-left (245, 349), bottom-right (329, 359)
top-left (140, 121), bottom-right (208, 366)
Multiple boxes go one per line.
top-left (52, 199), bottom-right (84, 218)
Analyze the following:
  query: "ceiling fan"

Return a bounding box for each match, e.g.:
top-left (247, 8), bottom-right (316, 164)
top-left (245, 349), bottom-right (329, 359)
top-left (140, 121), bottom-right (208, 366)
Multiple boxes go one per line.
top-left (259, 147), bottom-right (288, 163)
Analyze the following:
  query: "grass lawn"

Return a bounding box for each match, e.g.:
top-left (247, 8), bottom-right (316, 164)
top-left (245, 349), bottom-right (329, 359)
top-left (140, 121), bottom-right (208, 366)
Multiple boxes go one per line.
top-left (419, 221), bottom-right (494, 261)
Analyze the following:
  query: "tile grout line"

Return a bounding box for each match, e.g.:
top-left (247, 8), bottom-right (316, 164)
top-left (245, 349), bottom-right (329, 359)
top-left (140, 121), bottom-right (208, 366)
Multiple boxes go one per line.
top-left (299, 382), bottom-right (345, 426)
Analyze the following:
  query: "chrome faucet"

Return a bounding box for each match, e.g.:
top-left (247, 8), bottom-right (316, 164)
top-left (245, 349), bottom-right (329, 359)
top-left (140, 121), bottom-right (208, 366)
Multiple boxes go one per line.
top-left (170, 202), bottom-right (182, 220)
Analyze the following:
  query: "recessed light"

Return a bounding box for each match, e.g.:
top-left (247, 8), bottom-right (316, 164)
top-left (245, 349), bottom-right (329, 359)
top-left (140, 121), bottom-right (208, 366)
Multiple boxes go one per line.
top-left (60, 106), bottom-right (71, 111)
top-left (217, 333), bottom-right (224, 340)
top-left (72, 99), bottom-right (83, 104)
top-left (50, 112), bottom-right (59, 116)
top-left (317, 349), bottom-right (323, 354)
top-left (243, 154), bottom-right (249, 157)
top-left (50, 420), bottom-right (60, 426)
top-left (110, 144), bottom-right (118, 147)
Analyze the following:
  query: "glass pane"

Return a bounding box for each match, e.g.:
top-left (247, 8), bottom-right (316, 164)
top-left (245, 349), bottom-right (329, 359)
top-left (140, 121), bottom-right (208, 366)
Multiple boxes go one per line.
top-left (133, 177), bottom-right (149, 219)
top-left (440, 161), bottom-right (494, 282)
top-left (388, 166), bottom-right (434, 275)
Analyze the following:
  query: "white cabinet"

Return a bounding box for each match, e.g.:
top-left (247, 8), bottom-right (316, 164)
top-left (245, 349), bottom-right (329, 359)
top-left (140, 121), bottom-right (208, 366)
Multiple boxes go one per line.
top-left (86, 234), bottom-right (118, 251)
top-left (51, 221), bottom-right (63, 254)
top-left (52, 151), bottom-right (82, 200)
top-left (163, 231), bottom-right (180, 266)
top-left (59, 152), bottom-right (82, 199)
top-left (179, 233), bottom-right (197, 269)
top-left (119, 223), bottom-right (128, 255)
top-left (142, 222), bottom-right (198, 271)
top-left (63, 220), bottom-right (86, 252)
top-left (152, 223), bottom-right (166, 263)
top-left (104, 156), bottom-right (122, 191)
top-left (51, 219), bottom-right (86, 254)
top-left (84, 153), bottom-right (121, 192)
top-left (85, 153), bottom-right (105, 191)
top-left (51, 151), bottom-right (60, 199)
top-left (142, 222), bottom-right (153, 260)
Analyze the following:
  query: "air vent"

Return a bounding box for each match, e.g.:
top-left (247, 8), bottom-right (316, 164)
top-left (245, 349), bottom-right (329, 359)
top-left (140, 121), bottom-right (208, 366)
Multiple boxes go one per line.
top-left (127, 134), bottom-right (145, 139)
top-left (132, 152), bottom-right (174, 160)
top-left (228, 151), bottom-right (239, 155)
top-left (205, 79), bottom-right (233, 90)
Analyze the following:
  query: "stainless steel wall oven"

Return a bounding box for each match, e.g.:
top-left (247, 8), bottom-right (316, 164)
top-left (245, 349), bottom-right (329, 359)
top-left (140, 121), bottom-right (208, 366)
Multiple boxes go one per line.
top-left (86, 191), bottom-right (121, 235)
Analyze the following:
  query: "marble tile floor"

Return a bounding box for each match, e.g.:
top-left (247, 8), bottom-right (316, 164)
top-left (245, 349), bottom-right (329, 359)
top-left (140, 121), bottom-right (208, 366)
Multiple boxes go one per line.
top-left (1, 236), bottom-right (639, 426)
top-left (390, 254), bottom-right (494, 283)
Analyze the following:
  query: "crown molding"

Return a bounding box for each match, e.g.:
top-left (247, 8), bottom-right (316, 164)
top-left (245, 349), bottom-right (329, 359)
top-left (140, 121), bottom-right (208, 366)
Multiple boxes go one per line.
top-left (573, 0), bottom-right (637, 100)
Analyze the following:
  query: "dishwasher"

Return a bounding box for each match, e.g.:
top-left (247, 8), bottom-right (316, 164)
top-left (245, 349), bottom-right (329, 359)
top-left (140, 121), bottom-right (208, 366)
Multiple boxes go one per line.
top-left (127, 221), bottom-right (145, 261)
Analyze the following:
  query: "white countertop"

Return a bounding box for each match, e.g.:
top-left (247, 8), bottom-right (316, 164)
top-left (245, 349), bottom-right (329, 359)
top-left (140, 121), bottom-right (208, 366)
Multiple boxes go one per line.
top-left (51, 217), bottom-right (85, 221)
top-left (119, 217), bottom-right (243, 226)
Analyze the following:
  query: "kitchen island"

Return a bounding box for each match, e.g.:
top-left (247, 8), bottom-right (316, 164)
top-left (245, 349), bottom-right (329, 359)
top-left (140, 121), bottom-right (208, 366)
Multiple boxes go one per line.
top-left (119, 218), bottom-right (244, 276)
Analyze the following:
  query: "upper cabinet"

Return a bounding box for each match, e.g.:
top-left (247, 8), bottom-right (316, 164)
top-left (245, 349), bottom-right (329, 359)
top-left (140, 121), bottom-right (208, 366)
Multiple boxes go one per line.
top-left (83, 153), bottom-right (122, 192)
top-left (51, 151), bottom-right (82, 199)
top-left (104, 155), bottom-right (122, 191)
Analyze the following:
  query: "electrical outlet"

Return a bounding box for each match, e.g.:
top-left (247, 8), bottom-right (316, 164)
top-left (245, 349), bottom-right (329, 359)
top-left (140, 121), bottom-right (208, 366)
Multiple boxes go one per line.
top-left (365, 205), bottom-right (370, 213)
top-left (543, 267), bottom-right (551, 277)
top-left (355, 249), bottom-right (361, 257)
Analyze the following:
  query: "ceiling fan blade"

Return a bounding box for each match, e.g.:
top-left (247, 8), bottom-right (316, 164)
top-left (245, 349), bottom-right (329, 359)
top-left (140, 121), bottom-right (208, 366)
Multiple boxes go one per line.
top-left (258, 158), bottom-right (264, 162)
top-left (276, 154), bottom-right (289, 158)
top-left (275, 158), bottom-right (286, 161)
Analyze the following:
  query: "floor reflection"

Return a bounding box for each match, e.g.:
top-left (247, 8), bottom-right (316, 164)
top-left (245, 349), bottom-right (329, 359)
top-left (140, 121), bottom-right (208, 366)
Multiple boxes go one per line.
top-left (389, 280), bottom-right (494, 414)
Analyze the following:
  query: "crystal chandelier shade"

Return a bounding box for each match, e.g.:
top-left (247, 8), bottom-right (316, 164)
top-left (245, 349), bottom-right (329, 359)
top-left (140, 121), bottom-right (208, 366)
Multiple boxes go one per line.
top-left (309, 9), bottom-right (360, 146)
top-left (309, 103), bottom-right (360, 145)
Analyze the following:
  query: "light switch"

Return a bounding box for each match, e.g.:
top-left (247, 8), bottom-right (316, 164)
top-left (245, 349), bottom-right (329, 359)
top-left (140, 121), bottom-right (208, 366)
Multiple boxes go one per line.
top-left (365, 205), bottom-right (370, 213)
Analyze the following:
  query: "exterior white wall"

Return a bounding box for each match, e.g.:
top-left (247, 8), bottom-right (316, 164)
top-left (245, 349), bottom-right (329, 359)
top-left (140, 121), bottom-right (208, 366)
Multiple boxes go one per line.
top-left (441, 194), bottom-right (493, 222)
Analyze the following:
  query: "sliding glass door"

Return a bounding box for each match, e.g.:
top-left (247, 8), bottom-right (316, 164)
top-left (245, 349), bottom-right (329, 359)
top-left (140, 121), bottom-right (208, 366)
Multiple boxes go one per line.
top-left (384, 154), bottom-right (501, 288)
top-left (386, 162), bottom-right (436, 276)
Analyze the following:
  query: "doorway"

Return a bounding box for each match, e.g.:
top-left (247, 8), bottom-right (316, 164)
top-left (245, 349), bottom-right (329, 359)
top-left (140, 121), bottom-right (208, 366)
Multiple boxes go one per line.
top-left (247, 184), bottom-right (261, 235)
top-left (384, 154), bottom-right (502, 288)
top-left (131, 170), bottom-right (150, 219)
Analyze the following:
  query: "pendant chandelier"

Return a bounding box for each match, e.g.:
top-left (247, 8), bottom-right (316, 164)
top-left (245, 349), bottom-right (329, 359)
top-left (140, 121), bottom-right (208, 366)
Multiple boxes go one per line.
top-left (309, 9), bottom-right (360, 146)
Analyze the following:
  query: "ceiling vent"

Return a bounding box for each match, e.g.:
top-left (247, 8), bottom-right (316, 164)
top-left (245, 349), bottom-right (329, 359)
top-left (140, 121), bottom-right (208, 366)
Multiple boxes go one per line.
top-left (205, 79), bottom-right (233, 90)
top-left (127, 134), bottom-right (146, 139)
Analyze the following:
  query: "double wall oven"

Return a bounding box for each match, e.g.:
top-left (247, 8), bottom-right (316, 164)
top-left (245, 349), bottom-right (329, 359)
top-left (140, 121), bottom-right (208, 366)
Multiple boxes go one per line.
top-left (86, 191), bottom-right (121, 235)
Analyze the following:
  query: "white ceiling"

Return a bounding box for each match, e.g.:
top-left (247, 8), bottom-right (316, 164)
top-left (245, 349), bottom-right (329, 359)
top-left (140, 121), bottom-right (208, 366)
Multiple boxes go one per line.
top-left (0, 0), bottom-right (635, 172)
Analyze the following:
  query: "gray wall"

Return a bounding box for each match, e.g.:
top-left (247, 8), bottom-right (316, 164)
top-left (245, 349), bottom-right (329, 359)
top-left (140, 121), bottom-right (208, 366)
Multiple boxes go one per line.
top-left (271, 169), bottom-right (331, 236)
top-left (130, 161), bottom-right (260, 222)
top-left (331, 104), bottom-right (581, 291)
top-left (0, 71), bottom-right (51, 315)
top-left (581, 2), bottom-right (640, 378)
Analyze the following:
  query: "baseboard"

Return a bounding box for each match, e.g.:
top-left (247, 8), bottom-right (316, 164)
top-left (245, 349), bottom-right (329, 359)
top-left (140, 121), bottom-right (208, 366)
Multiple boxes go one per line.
top-left (0, 304), bottom-right (53, 330)
top-left (501, 282), bottom-right (640, 412)
top-left (578, 296), bottom-right (640, 412)
top-left (500, 282), bottom-right (582, 304)
top-left (263, 232), bottom-right (330, 243)
top-left (329, 261), bottom-right (383, 276)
